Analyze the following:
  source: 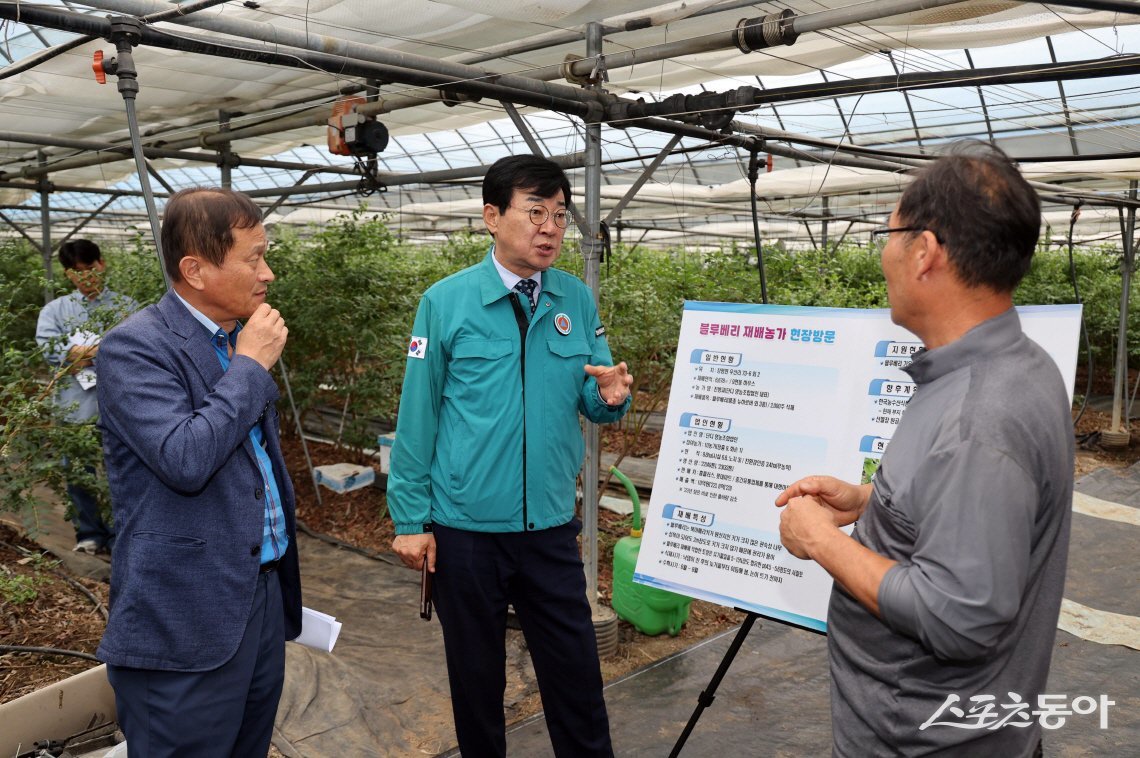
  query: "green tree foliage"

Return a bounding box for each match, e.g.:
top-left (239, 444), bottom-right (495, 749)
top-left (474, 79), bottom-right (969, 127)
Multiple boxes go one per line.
top-left (107, 233), bottom-right (167, 306)
top-left (0, 240), bottom-right (58, 349)
top-left (1015, 243), bottom-right (1137, 370)
top-left (0, 241), bottom-right (161, 529)
top-left (270, 211), bottom-right (478, 451)
top-left (2, 221), bottom-right (1133, 526)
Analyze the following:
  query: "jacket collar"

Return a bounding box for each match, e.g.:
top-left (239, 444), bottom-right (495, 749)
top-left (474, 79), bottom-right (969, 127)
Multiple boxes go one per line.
top-left (157, 289), bottom-right (225, 386)
top-left (477, 247), bottom-right (566, 307)
top-left (904, 308), bottom-right (1022, 385)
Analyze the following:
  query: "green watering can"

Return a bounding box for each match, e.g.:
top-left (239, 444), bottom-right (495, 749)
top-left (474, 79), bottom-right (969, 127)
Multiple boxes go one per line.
top-left (610, 466), bottom-right (692, 636)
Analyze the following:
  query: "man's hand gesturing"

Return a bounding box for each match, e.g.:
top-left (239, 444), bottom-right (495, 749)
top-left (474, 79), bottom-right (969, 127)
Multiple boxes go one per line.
top-left (585, 361), bottom-right (633, 406)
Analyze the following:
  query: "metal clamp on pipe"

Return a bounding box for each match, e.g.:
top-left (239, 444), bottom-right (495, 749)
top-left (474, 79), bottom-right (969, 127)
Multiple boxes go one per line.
top-left (561, 53), bottom-right (607, 88)
top-left (734, 9), bottom-right (799, 53)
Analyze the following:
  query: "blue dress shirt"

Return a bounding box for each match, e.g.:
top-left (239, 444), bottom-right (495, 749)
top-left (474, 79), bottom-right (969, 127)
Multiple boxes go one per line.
top-left (173, 292), bottom-right (288, 564)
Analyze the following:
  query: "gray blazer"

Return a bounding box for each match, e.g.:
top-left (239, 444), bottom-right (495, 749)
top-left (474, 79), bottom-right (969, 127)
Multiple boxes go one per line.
top-left (96, 290), bottom-right (301, 671)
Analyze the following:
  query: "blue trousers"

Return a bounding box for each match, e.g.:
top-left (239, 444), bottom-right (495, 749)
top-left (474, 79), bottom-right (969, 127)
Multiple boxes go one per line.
top-left (433, 520), bottom-right (613, 758)
top-left (63, 460), bottom-right (114, 549)
top-left (107, 569), bottom-right (285, 757)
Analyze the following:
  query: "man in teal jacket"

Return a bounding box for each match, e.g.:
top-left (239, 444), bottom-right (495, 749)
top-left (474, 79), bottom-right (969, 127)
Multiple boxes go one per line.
top-left (388, 155), bottom-right (632, 757)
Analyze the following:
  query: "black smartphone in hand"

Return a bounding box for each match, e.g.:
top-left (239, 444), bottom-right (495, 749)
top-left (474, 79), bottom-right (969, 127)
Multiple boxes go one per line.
top-left (420, 556), bottom-right (433, 621)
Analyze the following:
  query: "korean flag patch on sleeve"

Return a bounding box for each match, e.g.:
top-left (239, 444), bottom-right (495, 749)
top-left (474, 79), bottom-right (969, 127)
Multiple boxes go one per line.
top-left (407, 336), bottom-right (428, 359)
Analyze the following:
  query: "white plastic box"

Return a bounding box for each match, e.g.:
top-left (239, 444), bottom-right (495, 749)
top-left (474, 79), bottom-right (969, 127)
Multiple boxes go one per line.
top-left (375, 432), bottom-right (396, 474)
top-left (313, 463), bottom-right (376, 493)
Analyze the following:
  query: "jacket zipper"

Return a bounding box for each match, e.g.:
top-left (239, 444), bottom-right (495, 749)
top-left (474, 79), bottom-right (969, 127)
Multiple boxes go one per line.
top-left (509, 293), bottom-right (530, 531)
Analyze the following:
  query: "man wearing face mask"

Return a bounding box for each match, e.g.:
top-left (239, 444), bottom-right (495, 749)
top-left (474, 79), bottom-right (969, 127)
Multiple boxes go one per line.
top-left (35, 239), bottom-right (139, 554)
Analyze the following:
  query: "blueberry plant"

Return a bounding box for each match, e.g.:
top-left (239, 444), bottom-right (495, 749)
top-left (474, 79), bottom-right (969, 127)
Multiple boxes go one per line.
top-left (0, 219), bottom-right (1130, 525)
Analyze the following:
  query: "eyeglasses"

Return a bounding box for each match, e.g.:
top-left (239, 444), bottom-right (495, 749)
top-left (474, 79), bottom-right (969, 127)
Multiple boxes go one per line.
top-left (511, 204), bottom-right (573, 229)
top-left (870, 226), bottom-right (923, 252)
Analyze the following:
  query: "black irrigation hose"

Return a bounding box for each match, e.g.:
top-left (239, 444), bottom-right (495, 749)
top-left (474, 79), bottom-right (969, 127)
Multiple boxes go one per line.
top-left (747, 149), bottom-right (769, 304)
top-left (296, 519), bottom-right (400, 566)
top-left (0, 645), bottom-right (100, 662)
top-left (1067, 204), bottom-right (1096, 431)
top-left (53, 570), bottom-right (109, 622)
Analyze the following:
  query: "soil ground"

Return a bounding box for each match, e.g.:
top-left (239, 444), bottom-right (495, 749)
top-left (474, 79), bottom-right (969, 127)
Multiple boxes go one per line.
top-left (2, 406), bottom-right (1136, 728)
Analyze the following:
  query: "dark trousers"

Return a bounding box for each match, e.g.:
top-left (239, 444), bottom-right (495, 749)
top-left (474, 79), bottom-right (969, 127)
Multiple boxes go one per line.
top-left (107, 569), bottom-right (285, 757)
top-left (62, 459), bottom-right (114, 549)
top-left (434, 521), bottom-right (613, 758)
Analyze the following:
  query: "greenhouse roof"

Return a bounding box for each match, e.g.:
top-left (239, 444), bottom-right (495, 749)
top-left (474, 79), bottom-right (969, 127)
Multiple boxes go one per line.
top-left (1, 0), bottom-right (1139, 249)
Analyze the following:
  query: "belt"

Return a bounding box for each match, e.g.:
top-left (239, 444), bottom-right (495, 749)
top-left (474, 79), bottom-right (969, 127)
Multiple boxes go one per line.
top-left (259, 558), bottom-right (281, 574)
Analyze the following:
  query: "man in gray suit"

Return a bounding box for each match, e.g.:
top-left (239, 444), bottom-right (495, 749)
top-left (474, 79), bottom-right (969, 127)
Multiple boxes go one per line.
top-left (776, 144), bottom-right (1072, 757)
top-left (97, 188), bottom-right (301, 757)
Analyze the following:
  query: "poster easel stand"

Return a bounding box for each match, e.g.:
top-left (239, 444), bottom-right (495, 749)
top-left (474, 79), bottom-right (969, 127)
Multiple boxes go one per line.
top-left (670, 608), bottom-right (827, 755)
top-left (668, 610), bottom-right (759, 757)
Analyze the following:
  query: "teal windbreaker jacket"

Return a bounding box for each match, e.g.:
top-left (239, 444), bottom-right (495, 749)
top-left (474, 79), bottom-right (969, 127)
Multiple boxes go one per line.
top-left (387, 250), bottom-right (631, 534)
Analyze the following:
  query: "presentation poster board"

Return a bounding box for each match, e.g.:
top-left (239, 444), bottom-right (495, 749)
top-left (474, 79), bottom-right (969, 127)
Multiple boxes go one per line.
top-left (633, 302), bottom-right (1082, 633)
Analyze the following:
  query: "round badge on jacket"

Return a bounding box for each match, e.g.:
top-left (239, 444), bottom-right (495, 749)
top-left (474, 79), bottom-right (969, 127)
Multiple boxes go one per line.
top-left (554, 313), bottom-right (572, 335)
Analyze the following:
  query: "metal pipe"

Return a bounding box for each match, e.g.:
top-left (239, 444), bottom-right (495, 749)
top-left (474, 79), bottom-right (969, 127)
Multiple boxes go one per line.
top-left (138, 0), bottom-right (231, 24)
top-left (747, 148), bottom-right (769, 303)
top-left (3, 3), bottom-right (1028, 188)
top-left (0, 180), bottom-right (156, 197)
top-left (1019, 0), bottom-right (1140, 13)
top-left (39, 152), bottom-right (51, 303)
top-left (174, 90), bottom-right (470, 153)
top-left (604, 134), bottom-right (682, 226)
top-left (1111, 180), bottom-right (1138, 434)
top-left (606, 52), bottom-right (1140, 129)
top-left (0, 130), bottom-right (359, 179)
top-left (137, 29), bottom-right (593, 119)
top-left (0, 208), bottom-right (49, 251)
top-left (529, 0), bottom-right (966, 82)
top-left (219, 111), bottom-right (231, 190)
top-left (747, 53), bottom-right (1140, 106)
top-left (80, 0), bottom-right (599, 105)
top-left (822, 195), bottom-right (830, 250)
top-left (0, 35), bottom-right (93, 80)
top-left (582, 22), bottom-right (603, 618)
top-left (241, 179), bottom-right (371, 199)
top-left (0, 1), bottom-right (229, 80)
top-left (0, 4), bottom-right (593, 124)
top-left (107, 15), bottom-right (168, 287)
top-left (54, 195), bottom-right (118, 250)
top-left (447, 0), bottom-right (765, 66)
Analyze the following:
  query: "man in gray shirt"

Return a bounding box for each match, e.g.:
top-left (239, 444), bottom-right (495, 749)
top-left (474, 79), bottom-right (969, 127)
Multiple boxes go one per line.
top-left (776, 144), bottom-right (1073, 756)
top-left (35, 239), bottom-right (139, 553)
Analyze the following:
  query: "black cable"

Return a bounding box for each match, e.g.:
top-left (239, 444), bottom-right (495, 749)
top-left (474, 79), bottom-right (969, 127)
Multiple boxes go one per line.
top-left (599, 221), bottom-right (611, 273)
top-left (1067, 202), bottom-right (1095, 431)
top-left (107, 18), bottom-right (169, 289)
top-left (0, 645), bottom-right (100, 662)
top-left (747, 149), bottom-right (769, 304)
top-left (295, 519), bottom-right (400, 566)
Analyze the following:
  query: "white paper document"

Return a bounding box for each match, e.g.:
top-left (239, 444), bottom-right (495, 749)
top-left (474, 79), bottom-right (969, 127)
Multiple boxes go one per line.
top-left (294, 607), bottom-right (342, 652)
top-left (68, 330), bottom-right (100, 390)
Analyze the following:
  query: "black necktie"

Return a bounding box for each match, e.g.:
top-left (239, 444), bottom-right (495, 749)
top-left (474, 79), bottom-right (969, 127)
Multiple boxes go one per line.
top-left (513, 279), bottom-right (537, 315)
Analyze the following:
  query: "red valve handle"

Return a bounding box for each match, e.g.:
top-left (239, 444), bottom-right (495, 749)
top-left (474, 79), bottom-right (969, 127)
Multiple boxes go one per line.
top-left (92, 50), bottom-right (107, 84)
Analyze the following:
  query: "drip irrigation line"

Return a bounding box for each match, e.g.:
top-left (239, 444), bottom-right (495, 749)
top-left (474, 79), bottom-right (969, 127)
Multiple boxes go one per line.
top-left (295, 520), bottom-right (401, 566)
top-left (51, 569), bottom-right (109, 622)
top-left (0, 645), bottom-right (100, 662)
